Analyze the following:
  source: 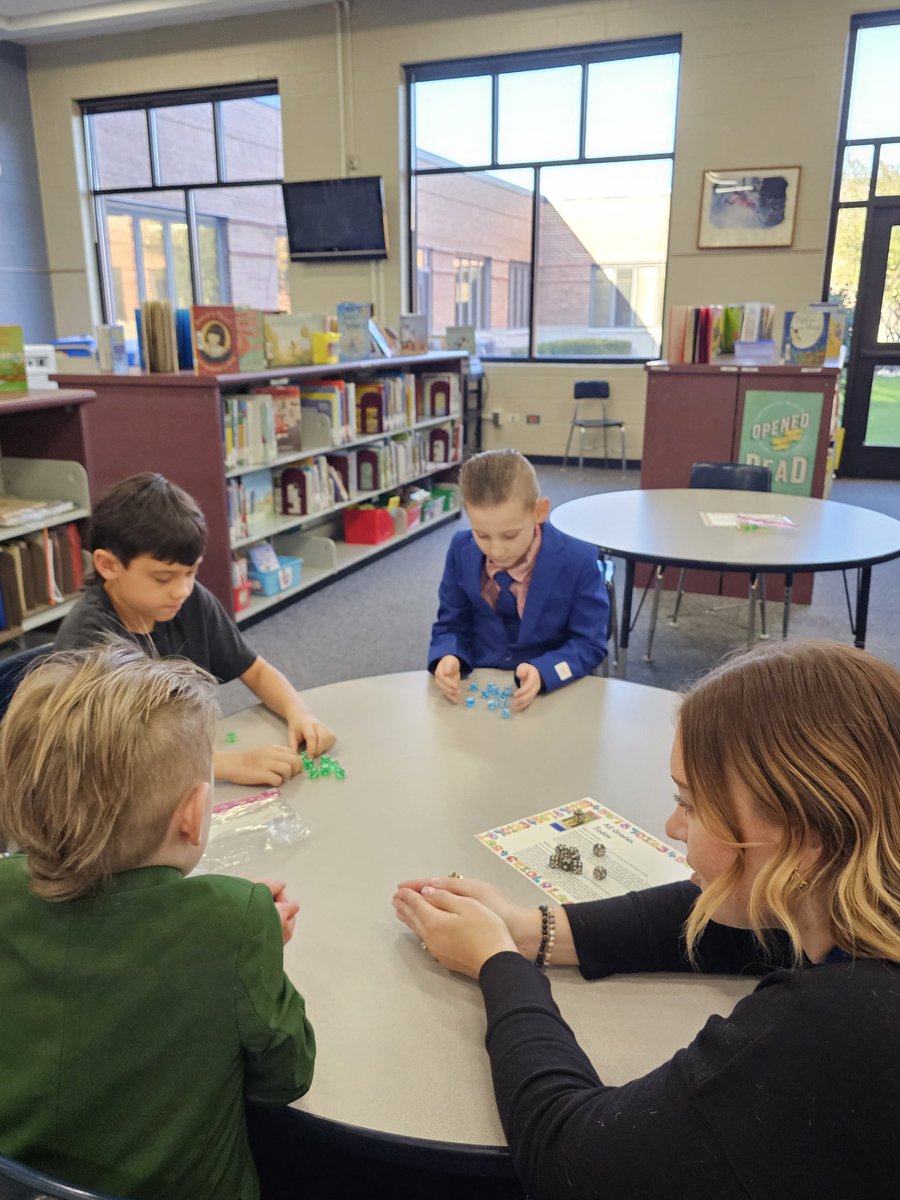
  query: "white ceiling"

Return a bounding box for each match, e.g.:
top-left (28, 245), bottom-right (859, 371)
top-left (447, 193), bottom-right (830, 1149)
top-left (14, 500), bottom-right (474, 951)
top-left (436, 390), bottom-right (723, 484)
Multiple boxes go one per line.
top-left (0, 0), bottom-right (328, 44)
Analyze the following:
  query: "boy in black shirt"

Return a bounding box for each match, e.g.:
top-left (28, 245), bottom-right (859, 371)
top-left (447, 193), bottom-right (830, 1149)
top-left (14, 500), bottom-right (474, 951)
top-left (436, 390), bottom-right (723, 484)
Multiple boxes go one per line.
top-left (56, 473), bottom-right (335, 785)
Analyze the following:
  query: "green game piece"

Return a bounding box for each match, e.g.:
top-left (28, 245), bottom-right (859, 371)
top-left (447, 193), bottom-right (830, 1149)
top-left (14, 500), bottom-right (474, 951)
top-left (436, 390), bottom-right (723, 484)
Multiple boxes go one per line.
top-left (320, 763), bottom-right (332, 776)
top-left (301, 754), bottom-right (313, 771)
top-left (335, 767), bottom-right (346, 780)
top-left (225, 731), bottom-right (237, 744)
top-left (308, 767), bottom-right (320, 780)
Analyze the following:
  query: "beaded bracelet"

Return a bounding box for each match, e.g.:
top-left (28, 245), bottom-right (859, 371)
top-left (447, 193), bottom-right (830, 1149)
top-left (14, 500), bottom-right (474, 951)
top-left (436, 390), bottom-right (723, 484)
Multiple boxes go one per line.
top-left (534, 904), bottom-right (557, 969)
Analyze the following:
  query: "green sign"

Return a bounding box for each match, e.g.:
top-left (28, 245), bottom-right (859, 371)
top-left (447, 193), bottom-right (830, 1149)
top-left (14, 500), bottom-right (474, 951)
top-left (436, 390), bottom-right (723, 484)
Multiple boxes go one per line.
top-left (737, 390), bottom-right (823, 496)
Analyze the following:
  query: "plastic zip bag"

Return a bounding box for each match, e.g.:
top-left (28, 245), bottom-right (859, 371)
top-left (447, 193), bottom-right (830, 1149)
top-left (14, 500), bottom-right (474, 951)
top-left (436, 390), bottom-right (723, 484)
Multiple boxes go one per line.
top-left (201, 789), bottom-right (310, 871)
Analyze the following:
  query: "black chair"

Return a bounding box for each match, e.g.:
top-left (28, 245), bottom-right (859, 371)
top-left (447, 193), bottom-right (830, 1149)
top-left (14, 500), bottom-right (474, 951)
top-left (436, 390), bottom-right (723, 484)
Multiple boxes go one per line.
top-left (0, 644), bottom-right (53, 723)
top-left (593, 556), bottom-right (620, 678)
top-left (562, 382), bottom-right (625, 474)
top-left (644, 462), bottom-right (773, 662)
top-left (0, 1152), bottom-right (125, 1200)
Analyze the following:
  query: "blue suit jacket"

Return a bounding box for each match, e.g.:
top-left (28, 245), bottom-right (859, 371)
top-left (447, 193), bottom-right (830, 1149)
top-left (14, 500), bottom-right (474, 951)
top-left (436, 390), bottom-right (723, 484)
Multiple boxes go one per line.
top-left (427, 521), bottom-right (609, 691)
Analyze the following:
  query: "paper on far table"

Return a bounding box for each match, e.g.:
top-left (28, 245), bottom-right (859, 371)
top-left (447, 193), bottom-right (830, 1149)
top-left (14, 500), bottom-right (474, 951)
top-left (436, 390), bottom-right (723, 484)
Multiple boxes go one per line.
top-left (476, 798), bottom-right (691, 904)
top-left (700, 511), bottom-right (797, 530)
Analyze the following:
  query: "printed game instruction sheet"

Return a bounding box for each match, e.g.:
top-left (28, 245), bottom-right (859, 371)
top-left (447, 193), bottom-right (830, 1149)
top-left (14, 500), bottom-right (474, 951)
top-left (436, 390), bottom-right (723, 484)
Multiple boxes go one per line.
top-left (477, 797), bottom-right (691, 904)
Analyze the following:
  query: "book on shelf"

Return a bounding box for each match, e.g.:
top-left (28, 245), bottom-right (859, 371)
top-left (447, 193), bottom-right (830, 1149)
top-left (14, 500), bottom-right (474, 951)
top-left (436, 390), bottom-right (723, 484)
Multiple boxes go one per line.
top-left (0, 495), bottom-right (75, 528)
top-left (398, 314), bottom-right (428, 355)
top-left (368, 318), bottom-right (397, 358)
top-left (141, 300), bottom-right (179, 373)
top-left (264, 313), bottom-right (313, 367)
top-left (275, 458), bottom-right (331, 518)
top-left (806, 302), bottom-right (848, 365)
top-left (246, 541), bottom-right (281, 574)
top-left (0, 325), bottom-right (27, 393)
top-left (782, 309), bottom-right (831, 367)
top-left (664, 303), bottom-right (775, 364)
top-left (444, 325), bottom-right (476, 354)
top-left (300, 382), bottom-right (352, 445)
top-left (0, 519), bottom-right (83, 631)
top-left (326, 451), bottom-right (359, 501)
top-left (192, 305), bottom-right (239, 376)
top-left (418, 372), bottom-right (461, 420)
top-left (337, 302), bottom-right (372, 362)
top-left (260, 385), bottom-right (304, 455)
top-left (174, 308), bottom-right (195, 370)
top-left (223, 394), bottom-right (277, 468)
top-left (241, 469), bottom-right (275, 536)
top-left (95, 324), bottom-right (129, 374)
top-left (236, 308), bottom-right (266, 372)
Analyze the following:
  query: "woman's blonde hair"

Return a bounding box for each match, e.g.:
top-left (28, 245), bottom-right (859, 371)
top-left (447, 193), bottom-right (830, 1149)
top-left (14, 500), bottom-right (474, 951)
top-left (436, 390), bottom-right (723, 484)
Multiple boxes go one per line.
top-left (679, 640), bottom-right (900, 963)
top-left (0, 640), bottom-right (216, 901)
top-left (459, 449), bottom-right (539, 509)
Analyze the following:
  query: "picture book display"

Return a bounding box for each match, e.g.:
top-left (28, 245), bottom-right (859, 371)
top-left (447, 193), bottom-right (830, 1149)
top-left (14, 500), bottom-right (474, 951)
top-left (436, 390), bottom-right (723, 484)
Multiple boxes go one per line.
top-left (264, 313), bottom-right (313, 367)
top-left (399, 313), bottom-right (428, 354)
top-left (236, 308), bottom-right (266, 372)
top-left (781, 308), bottom-right (830, 367)
top-left (477, 797), bottom-right (690, 904)
top-left (192, 305), bottom-right (239, 375)
top-left (444, 325), bottom-right (477, 354)
top-left (337, 302), bottom-right (372, 362)
top-left (0, 326), bottom-right (27, 393)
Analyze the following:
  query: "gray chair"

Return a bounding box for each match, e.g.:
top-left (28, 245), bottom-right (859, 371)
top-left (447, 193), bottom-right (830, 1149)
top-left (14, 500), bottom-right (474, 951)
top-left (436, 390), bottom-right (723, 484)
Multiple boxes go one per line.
top-left (562, 382), bottom-right (625, 473)
top-left (0, 1152), bottom-right (125, 1199)
top-left (645, 461), bottom-right (773, 662)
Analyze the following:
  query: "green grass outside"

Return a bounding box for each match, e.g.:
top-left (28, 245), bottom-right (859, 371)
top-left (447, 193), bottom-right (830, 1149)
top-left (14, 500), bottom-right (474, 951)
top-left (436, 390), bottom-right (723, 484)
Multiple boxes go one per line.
top-left (864, 373), bottom-right (900, 446)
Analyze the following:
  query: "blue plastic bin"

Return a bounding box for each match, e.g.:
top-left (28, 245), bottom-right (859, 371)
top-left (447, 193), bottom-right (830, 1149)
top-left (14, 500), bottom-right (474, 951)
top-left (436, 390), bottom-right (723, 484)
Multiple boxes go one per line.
top-left (248, 555), bottom-right (303, 596)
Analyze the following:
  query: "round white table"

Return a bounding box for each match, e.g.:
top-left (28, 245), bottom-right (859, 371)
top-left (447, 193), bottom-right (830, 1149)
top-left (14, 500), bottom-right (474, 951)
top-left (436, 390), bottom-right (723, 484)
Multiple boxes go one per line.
top-left (551, 489), bottom-right (900, 674)
top-left (209, 670), bottom-right (755, 1182)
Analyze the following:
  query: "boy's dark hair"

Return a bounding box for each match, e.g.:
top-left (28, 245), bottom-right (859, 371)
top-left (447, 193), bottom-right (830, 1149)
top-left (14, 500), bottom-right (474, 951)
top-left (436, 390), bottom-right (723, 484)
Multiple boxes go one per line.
top-left (90, 473), bottom-right (207, 566)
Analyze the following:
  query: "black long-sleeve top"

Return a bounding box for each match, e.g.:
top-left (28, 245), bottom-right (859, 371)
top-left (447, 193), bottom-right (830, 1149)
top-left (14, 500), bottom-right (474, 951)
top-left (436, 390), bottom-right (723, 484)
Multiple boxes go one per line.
top-left (479, 881), bottom-right (899, 1200)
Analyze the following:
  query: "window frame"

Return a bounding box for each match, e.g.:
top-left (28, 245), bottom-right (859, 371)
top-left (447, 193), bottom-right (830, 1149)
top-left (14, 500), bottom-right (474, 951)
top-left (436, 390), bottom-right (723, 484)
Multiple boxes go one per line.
top-left (404, 36), bottom-right (681, 363)
top-left (81, 80), bottom-right (283, 325)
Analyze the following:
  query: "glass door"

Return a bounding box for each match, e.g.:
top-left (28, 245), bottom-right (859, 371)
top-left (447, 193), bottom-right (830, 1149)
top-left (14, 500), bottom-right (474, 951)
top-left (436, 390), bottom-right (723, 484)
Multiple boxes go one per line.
top-left (842, 203), bottom-right (900, 476)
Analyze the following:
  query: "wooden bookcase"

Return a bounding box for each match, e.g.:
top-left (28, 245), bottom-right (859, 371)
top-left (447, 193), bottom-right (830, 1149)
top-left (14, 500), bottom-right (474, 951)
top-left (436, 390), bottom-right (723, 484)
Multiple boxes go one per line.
top-left (0, 388), bottom-right (95, 645)
top-left (47, 353), bottom-right (468, 621)
top-left (640, 363), bottom-right (840, 604)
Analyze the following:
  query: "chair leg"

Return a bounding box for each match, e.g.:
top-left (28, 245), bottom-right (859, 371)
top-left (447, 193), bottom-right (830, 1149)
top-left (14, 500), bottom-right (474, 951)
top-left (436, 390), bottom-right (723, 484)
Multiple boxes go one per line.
top-left (619, 425), bottom-right (626, 475)
top-left (758, 575), bottom-right (768, 639)
top-left (670, 568), bottom-right (688, 625)
top-left (602, 424), bottom-right (609, 469)
top-left (644, 565), bottom-right (664, 662)
top-left (562, 420), bottom-right (575, 469)
top-left (607, 573), bottom-right (619, 667)
top-left (578, 426), bottom-right (585, 472)
top-left (746, 575), bottom-right (758, 646)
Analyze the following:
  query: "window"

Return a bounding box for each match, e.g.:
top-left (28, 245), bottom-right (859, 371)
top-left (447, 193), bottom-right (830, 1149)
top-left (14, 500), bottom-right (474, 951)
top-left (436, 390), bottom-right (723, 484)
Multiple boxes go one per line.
top-left (406, 38), bottom-right (680, 360)
top-left (416, 246), bottom-right (433, 328)
top-left (82, 83), bottom-right (290, 350)
top-left (508, 261), bottom-right (531, 328)
top-left (454, 255), bottom-right (491, 326)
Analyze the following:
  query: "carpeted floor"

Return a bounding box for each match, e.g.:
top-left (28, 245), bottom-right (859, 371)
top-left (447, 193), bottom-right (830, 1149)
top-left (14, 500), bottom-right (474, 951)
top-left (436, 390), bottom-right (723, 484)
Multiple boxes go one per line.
top-left (218, 465), bottom-right (900, 715)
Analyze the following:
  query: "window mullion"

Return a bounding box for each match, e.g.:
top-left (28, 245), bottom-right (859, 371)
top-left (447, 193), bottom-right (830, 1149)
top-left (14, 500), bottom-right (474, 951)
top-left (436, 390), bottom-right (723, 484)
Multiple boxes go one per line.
top-left (186, 190), bottom-right (202, 305)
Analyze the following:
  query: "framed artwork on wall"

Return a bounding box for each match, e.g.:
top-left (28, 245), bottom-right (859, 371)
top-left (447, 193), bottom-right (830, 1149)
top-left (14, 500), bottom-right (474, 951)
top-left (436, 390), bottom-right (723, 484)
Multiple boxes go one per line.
top-left (697, 166), bottom-right (800, 249)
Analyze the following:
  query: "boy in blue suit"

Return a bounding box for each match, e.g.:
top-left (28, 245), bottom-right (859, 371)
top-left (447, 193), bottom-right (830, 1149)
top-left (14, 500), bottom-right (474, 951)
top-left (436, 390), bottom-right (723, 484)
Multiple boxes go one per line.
top-left (428, 449), bottom-right (608, 711)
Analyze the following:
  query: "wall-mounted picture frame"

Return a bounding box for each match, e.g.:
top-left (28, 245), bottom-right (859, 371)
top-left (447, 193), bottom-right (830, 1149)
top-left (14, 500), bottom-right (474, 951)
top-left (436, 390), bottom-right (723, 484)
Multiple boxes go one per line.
top-left (697, 166), bottom-right (800, 249)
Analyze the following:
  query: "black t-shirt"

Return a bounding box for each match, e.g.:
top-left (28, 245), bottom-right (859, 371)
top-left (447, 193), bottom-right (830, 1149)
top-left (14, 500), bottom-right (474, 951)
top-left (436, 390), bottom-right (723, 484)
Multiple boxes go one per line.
top-left (54, 581), bottom-right (257, 683)
top-left (479, 880), bottom-right (899, 1199)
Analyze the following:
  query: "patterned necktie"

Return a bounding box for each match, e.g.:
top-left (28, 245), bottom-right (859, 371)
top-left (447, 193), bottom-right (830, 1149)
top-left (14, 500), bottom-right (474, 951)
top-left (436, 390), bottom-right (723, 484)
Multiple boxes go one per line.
top-left (494, 570), bottom-right (521, 639)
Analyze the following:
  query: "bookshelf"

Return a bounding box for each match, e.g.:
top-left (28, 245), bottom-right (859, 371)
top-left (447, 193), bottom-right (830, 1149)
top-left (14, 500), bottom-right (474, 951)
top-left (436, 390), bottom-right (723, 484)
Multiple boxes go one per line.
top-left (0, 388), bottom-right (96, 646)
top-left (48, 354), bottom-right (468, 621)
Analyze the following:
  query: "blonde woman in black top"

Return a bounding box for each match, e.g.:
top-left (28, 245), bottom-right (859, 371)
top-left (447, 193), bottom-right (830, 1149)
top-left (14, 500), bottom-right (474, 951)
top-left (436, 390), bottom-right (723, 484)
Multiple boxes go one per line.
top-left (395, 640), bottom-right (900, 1200)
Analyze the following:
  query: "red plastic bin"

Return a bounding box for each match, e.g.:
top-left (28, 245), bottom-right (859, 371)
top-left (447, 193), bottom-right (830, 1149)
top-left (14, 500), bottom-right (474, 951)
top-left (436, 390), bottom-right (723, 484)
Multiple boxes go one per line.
top-left (342, 506), bottom-right (395, 545)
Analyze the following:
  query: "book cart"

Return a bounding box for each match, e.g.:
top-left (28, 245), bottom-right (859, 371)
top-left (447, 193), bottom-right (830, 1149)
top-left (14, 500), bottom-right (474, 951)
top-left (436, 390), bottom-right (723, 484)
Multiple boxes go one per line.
top-left (49, 353), bottom-right (468, 623)
top-left (0, 389), bottom-right (94, 647)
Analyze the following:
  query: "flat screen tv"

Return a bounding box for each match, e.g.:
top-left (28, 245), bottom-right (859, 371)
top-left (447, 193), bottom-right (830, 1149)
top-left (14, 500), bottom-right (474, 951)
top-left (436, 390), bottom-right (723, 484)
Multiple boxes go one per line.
top-left (282, 176), bottom-right (388, 261)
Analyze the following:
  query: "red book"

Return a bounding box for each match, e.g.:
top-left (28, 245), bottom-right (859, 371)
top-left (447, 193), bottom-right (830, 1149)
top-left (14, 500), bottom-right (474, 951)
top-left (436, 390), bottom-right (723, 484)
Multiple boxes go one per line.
top-left (66, 523), bottom-right (83, 591)
top-left (192, 305), bottom-right (239, 375)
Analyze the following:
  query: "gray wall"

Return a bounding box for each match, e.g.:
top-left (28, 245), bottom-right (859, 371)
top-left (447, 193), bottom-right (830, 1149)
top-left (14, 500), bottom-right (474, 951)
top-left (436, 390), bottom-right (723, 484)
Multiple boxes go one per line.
top-left (0, 41), bottom-right (54, 342)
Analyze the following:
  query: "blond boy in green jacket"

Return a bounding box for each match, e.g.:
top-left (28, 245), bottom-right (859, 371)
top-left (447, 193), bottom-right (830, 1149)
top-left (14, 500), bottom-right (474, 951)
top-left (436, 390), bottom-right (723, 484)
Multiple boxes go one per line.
top-left (0, 641), bottom-right (315, 1200)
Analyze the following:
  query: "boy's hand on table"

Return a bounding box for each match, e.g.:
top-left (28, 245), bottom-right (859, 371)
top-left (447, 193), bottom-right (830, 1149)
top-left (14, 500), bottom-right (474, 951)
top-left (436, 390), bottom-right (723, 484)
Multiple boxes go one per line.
top-left (213, 746), bottom-right (303, 787)
top-left (254, 880), bottom-right (300, 945)
top-left (513, 663), bottom-right (542, 711)
top-left (287, 712), bottom-right (336, 757)
top-left (434, 655), bottom-right (462, 703)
